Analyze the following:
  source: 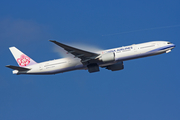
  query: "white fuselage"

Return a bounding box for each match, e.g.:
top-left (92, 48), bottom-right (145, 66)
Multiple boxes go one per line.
top-left (14, 41), bottom-right (175, 75)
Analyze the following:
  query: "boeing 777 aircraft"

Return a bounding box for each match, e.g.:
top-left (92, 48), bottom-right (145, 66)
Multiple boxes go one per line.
top-left (6, 40), bottom-right (175, 75)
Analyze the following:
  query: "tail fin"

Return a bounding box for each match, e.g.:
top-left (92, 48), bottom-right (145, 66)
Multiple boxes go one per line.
top-left (9, 47), bottom-right (37, 67)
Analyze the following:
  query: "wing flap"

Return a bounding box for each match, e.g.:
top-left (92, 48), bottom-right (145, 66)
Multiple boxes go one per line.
top-left (6, 65), bottom-right (30, 71)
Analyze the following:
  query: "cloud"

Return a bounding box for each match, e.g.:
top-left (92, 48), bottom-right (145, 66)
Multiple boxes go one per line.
top-left (0, 18), bottom-right (49, 45)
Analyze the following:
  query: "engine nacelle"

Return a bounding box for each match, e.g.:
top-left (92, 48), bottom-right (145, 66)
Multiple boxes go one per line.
top-left (106, 62), bottom-right (124, 71)
top-left (100, 52), bottom-right (115, 63)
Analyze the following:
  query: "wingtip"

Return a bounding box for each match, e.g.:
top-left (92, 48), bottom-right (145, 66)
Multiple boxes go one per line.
top-left (6, 65), bottom-right (10, 67)
top-left (49, 40), bottom-right (56, 42)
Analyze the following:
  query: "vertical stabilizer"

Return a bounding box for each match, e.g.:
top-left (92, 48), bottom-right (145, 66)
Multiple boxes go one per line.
top-left (9, 47), bottom-right (37, 67)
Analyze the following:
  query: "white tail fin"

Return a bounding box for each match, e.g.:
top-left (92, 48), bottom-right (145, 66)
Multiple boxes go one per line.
top-left (9, 47), bottom-right (37, 67)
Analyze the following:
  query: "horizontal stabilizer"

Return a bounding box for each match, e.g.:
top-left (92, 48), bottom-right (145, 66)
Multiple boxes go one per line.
top-left (6, 65), bottom-right (30, 71)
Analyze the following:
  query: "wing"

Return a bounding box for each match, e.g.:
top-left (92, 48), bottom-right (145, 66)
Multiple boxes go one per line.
top-left (49, 40), bottom-right (100, 63)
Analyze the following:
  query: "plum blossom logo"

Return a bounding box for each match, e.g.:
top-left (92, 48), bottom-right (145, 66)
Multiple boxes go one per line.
top-left (17, 54), bottom-right (30, 66)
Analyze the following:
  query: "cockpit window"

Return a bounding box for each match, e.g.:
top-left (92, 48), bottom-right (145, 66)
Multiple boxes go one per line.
top-left (167, 42), bottom-right (172, 44)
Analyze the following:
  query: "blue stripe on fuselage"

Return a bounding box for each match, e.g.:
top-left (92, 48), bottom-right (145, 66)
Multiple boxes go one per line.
top-left (146, 44), bottom-right (175, 53)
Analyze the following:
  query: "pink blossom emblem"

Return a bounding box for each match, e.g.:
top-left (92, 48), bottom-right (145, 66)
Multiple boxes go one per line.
top-left (17, 54), bottom-right (30, 67)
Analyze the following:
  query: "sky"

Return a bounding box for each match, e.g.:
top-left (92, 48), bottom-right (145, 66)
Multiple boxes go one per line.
top-left (0, 0), bottom-right (180, 120)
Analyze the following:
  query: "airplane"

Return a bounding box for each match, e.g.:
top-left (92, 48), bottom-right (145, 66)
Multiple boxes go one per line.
top-left (6, 40), bottom-right (175, 75)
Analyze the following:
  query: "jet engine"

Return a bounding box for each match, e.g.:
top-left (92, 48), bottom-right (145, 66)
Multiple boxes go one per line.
top-left (100, 52), bottom-right (115, 63)
top-left (105, 62), bottom-right (124, 71)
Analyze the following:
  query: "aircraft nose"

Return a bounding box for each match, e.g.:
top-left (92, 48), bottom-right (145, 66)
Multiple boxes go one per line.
top-left (172, 43), bottom-right (176, 48)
